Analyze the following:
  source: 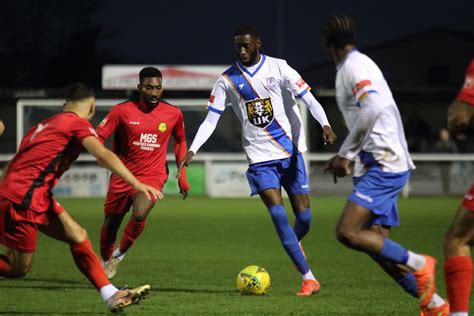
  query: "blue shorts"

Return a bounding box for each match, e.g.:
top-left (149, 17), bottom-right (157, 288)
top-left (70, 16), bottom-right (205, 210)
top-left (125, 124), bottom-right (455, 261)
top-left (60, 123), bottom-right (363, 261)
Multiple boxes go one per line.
top-left (349, 167), bottom-right (410, 227)
top-left (246, 153), bottom-right (309, 196)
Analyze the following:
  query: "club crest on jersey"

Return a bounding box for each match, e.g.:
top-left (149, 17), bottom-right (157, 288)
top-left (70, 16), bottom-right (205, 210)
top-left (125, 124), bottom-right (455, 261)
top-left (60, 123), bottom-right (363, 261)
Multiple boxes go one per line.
top-left (266, 77), bottom-right (276, 88)
top-left (158, 122), bottom-right (167, 132)
top-left (245, 98), bottom-right (274, 128)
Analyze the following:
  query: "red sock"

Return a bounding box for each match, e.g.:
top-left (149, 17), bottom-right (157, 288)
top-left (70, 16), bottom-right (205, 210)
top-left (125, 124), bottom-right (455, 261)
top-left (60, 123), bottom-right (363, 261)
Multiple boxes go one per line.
top-left (70, 239), bottom-right (110, 291)
top-left (0, 254), bottom-right (10, 277)
top-left (118, 219), bottom-right (146, 254)
top-left (445, 256), bottom-right (472, 312)
top-left (100, 224), bottom-right (116, 262)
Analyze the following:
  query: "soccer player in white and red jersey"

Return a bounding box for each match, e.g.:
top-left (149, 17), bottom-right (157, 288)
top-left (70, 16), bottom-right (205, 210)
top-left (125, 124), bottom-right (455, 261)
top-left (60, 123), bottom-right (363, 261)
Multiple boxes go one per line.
top-left (97, 67), bottom-right (189, 279)
top-left (179, 25), bottom-right (337, 296)
top-left (321, 15), bottom-right (448, 315)
top-left (0, 83), bottom-right (160, 312)
top-left (444, 58), bottom-right (474, 316)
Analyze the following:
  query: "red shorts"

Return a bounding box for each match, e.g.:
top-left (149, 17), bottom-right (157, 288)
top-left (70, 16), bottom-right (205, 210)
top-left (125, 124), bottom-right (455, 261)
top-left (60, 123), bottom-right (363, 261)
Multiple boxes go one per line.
top-left (462, 184), bottom-right (474, 211)
top-left (104, 180), bottom-right (164, 215)
top-left (0, 196), bottom-right (65, 253)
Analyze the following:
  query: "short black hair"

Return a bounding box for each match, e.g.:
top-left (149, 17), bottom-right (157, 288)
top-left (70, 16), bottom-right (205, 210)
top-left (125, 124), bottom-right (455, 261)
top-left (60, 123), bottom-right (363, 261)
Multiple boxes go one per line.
top-left (65, 82), bottom-right (95, 102)
top-left (139, 67), bottom-right (162, 83)
top-left (234, 25), bottom-right (259, 38)
top-left (321, 14), bottom-right (356, 49)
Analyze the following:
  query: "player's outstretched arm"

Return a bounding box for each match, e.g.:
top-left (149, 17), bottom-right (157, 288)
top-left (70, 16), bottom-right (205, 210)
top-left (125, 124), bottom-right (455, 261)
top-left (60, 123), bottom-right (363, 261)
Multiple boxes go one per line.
top-left (82, 136), bottom-right (163, 201)
top-left (300, 92), bottom-right (337, 145)
top-left (172, 112), bottom-right (190, 199)
top-left (177, 110), bottom-right (221, 178)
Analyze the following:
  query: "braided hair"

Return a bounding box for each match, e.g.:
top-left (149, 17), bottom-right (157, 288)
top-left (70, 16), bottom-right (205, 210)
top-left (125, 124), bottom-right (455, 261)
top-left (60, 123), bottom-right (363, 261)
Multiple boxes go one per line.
top-left (321, 14), bottom-right (356, 49)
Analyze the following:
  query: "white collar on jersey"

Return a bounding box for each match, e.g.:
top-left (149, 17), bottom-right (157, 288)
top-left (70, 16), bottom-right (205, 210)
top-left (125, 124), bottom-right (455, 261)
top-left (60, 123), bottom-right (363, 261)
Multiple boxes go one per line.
top-left (237, 54), bottom-right (266, 77)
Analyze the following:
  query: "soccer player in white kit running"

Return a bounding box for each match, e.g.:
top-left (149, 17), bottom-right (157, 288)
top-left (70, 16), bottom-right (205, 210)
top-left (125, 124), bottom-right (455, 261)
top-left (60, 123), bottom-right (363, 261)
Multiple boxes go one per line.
top-left (321, 15), bottom-right (449, 315)
top-left (178, 25), bottom-right (337, 296)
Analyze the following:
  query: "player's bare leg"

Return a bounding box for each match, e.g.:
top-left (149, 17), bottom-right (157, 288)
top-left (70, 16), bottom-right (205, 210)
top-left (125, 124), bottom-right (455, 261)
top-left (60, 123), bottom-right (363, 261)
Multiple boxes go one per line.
top-left (336, 201), bottom-right (439, 309)
top-left (39, 210), bottom-right (150, 312)
top-left (0, 249), bottom-right (34, 278)
top-left (260, 189), bottom-right (319, 296)
top-left (444, 206), bottom-right (474, 316)
top-left (101, 212), bottom-right (127, 261)
top-left (105, 192), bottom-right (155, 279)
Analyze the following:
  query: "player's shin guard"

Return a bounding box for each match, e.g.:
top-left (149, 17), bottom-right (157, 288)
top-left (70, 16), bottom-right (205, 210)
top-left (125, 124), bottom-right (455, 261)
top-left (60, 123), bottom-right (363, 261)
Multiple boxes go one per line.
top-left (444, 256), bottom-right (472, 313)
top-left (268, 205), bottom-right (309, 274)
top-left (118, 219), bottom-right (146, 255)
top-left (0, 254), bottom-right (10, 277)
top-left (396, 272), bottom-right (419, 298)
top-left (100, 224), bottom-right (116, 262)
top-left (71, 239), bottom-right (110, 290)
top-left (293, 208), bottom-right (311, 241)
top-left (379, 238), bottom-right (409, 264)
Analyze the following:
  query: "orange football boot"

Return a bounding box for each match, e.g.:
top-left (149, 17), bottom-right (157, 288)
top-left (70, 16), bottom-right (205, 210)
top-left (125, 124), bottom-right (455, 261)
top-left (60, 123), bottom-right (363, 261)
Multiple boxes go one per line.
top-left (413, 255), bottom-right (437, 308)
top-left (420, 301), bottom-right (449, 316)
top-left (297, 279), bottom-right (320, 296)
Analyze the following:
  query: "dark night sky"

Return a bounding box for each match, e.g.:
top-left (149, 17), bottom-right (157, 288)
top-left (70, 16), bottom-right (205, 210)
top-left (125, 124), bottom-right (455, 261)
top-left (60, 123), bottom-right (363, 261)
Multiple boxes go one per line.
top-left (1, 0), bottom-right (473, 87)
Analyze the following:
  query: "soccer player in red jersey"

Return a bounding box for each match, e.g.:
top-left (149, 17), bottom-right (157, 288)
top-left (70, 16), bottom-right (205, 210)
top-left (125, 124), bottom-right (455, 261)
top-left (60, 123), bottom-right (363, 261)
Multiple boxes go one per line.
top-left (0, 83), bottom-right (161, 312)
top-left (444, 58), bottom-right (474, 316)
top-left (97, 67), bottom-right (189, 279)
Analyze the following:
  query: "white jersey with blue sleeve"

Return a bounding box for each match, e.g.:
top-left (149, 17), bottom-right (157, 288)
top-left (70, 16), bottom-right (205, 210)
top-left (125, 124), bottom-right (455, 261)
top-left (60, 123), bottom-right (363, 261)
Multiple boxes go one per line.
top-left (335, 49), bottom-right (415, 176)
top-left (207, 55), bottom-right (317, 164)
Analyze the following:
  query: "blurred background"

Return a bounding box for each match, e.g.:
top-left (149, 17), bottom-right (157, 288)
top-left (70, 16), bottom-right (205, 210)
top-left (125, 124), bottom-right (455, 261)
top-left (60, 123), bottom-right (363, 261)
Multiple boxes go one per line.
top-left (0, 0), bottom-right (473, 197)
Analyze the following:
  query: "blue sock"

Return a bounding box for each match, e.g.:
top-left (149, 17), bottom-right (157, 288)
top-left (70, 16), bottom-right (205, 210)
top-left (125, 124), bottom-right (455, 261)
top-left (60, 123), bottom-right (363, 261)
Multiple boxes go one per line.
top-left (379, 238), bottom-right (409, 264)
top-left (293, 208), bottom-right (311, 241)
top-left (396, 272), bottom-right (419, 298)
top-left (268, 205), bottom-right (309, 274)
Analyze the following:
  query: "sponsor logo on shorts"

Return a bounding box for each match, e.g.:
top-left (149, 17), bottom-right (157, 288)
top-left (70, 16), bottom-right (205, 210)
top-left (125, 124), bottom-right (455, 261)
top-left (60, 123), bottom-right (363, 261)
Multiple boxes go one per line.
top-left (355, 190), bottom-right (373, 203)
top-left (464, 193), bottom-right (473, 201)
top-left (301, 184), bottom-right (309, 189)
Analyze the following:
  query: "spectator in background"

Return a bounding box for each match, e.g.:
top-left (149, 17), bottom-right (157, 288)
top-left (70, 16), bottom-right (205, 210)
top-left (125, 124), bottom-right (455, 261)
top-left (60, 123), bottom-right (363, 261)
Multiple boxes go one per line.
top-left (432, 128), bottom-right (458, 194)
top-left (0, 119), bottom-right (4, 136)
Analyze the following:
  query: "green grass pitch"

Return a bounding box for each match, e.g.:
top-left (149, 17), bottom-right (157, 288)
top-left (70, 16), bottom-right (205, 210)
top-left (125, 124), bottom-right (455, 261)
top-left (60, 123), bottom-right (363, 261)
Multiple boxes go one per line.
top-left (0, 196), bottom-right (468, 314)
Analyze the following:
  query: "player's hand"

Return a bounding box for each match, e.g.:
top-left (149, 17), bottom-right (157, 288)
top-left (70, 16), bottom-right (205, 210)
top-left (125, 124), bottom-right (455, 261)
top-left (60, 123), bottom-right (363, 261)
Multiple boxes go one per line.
top-left (322, 125), bottom-right (337, 145)
top-left (324, 155), bottom-right (351, 183)
top-left (177, 151), bottom-right (194, 179)
top-left (178, 177), bottom-right (190, 200)
top-left (133, 182), bottom-right (164, 201)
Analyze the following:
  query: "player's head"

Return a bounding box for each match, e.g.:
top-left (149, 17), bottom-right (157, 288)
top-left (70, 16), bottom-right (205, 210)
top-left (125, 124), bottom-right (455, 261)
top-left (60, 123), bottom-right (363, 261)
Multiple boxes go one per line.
top-left (234, 25), bottom-right (261, 66)
top-left (321, 14), bottom-right (356, 62)
top-left (64, 82), bottom-right (96, 120)
top-left (138, 67), bottom-right (163, 108)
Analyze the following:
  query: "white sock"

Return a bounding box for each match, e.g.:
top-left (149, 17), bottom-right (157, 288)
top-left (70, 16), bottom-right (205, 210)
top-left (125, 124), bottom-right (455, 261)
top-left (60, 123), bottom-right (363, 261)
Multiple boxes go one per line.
top-left (99, 284), bottom-right (119, 301)
top-left (303, 270), bottom-right (316, 281)
top-left (427, 293), bottom-right (445, 308)
top-left (450, 313), bottom-right (468, 316)
top-left (112, 248), bottom-right (125, 261)
top-left (405, 251), bottom-right (426, 271)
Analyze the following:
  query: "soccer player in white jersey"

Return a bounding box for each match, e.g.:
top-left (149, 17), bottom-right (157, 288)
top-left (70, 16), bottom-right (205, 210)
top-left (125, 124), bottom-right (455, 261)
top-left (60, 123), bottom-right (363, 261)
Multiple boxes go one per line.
top-left (321, 15), bottom-right (449, 315)
top-left (178, 25), bottom-right (337, 296)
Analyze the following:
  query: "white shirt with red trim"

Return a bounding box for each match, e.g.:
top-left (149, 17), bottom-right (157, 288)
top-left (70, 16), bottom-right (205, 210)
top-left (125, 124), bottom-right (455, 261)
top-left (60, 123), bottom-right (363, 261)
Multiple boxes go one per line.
top-left (335, 49), bottom-right (415, 176)
top-left (207, 55), bottom-right (315, 164)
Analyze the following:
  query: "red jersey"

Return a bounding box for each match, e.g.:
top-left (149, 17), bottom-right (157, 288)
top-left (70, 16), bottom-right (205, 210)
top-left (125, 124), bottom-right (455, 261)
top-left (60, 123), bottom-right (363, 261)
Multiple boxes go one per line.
top-left (96, 100), bottom-right (187, 192)
top-left (0, 112), bottom-right (97, 216)
top-left (456, 58), bottom-right (474, 105)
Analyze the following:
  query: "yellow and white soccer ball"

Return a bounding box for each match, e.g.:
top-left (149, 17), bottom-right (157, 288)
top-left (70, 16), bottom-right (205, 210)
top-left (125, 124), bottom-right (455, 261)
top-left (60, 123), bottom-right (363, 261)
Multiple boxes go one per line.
top-left (236, 265), bottom-right (271, 295)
